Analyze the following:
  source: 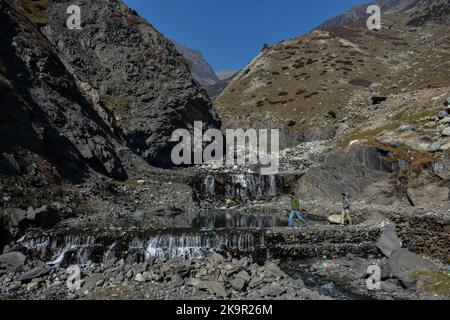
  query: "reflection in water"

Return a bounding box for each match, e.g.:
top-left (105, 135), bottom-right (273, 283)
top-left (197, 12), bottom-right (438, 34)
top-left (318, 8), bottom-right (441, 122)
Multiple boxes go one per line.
top-left (192, 210), bottom-right (286, 229)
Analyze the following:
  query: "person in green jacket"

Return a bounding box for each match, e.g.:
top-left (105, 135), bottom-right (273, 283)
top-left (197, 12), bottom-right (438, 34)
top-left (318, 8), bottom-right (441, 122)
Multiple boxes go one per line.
top-left (288, 193), bottom-right (309, 227)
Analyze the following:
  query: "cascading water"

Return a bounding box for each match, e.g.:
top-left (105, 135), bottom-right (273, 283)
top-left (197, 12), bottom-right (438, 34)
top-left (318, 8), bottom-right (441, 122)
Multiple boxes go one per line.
top-left (19, 230), bottom-right (265, 266)
top-left (22, 234), bottom-right (96, 267)
top-left (200, 173), bottom-right (281, 202)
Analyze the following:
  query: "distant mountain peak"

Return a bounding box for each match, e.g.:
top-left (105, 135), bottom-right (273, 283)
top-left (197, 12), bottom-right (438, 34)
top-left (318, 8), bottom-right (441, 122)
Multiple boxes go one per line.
top-left (172, 41), bottom-right (219, 87)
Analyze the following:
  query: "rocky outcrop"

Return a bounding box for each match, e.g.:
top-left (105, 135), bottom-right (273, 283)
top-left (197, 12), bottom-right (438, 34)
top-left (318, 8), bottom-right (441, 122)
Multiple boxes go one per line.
top-left (0, 1), bottom-right (126, 181)
top-left (297, 144), bottom-right (396, 201)
top-left (40, 0), bottom-right (219, 168)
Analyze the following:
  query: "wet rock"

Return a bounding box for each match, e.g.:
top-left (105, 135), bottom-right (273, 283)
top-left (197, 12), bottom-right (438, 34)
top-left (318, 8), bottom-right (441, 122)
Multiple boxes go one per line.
top-left (0, 252), bottom-right (26, 272)
top-left (377, 225), bottom-right (402, 258)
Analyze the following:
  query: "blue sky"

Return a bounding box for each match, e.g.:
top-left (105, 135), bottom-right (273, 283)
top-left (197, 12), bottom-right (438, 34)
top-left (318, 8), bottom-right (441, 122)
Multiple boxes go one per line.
top-left (124, 0), bottom-right (368, 72)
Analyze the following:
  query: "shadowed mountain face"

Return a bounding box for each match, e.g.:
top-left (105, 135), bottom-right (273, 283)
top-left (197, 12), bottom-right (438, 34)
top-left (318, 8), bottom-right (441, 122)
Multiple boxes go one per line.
top-left (1, 0), bottom-right (220, 176)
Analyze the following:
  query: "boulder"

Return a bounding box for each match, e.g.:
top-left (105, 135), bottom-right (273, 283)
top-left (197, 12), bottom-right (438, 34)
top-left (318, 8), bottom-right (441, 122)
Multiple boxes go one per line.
top-left (19, 265), bottom-right (52, 283)
top-left (0, 251), bottom-right (26, 272)
top-left (4, 206), bottom-right (61, 230)
top-left (407, 184), bottom-right (449, 209)
top-left (3, 208), bottom-right (29, 228)
top-left (298, 145), bottom-right (393, 201)
top-left (387, 248), bottom-right (439, 289)
top-left (229, 277), bottom-right (246, 291)
top-left (381, 280), bottom-right (404, 294)
top-left (235, 270), bottom-right (251, 282)
top-left (134, 273), bottom-right (145, 283)
top-left (442, 127), bottom-right (450, 137)
top-left (377, 225), bottom-right (402, 257)
top-left (264, 262), bottom-right (286, 279)
top-left (328, 214), bottom-right (343, 225)
top-left (445, 97), bottom-right (450, 106)
top-left (28, 206), bottom-right (61, 228)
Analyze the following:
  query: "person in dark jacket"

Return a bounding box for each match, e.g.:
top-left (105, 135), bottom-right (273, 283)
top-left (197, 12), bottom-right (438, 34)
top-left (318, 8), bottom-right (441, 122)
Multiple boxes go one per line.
top-left (341, 193), bottom-right (353, 225)
top-left (288, 193), bottom-right (309, 227)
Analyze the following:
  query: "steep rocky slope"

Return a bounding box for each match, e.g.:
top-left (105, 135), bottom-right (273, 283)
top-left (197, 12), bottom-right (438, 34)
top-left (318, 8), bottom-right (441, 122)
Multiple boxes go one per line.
top-left (0, 0), bottom-right (220, 239)
top-left (39, 0), bottom-right (219, 167)
top-left (214, 0), bottom-right (450, 205)
top-left (0, 1), bottom-right (126, 182)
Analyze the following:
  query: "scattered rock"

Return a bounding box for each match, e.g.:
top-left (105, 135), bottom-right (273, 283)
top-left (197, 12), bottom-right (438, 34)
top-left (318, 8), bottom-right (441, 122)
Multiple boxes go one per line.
top-left (134, 273), bottom-right (146, 283)
top-left (259, 283), bottom-right (287, 297)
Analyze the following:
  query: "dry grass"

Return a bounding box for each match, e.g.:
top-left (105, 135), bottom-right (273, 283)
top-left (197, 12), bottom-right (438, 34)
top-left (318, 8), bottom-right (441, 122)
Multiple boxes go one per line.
top-left (17, 0), bottom-right (50, 26)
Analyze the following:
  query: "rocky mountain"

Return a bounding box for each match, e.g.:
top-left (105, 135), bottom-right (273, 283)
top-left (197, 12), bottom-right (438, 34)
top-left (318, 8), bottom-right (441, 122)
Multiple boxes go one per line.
top-left (319, 0), bottom-right (425, 29)
top-left (1, 0), bottom-right (219, 175)
top-left (214, 0), bottom-right (450, 203)
top-left (173, 42), bottom-right (220, 87)
top-left (1, 0), bottom-right (449, 302)
top-left (173, 42), bottom-right (237, 99)
top-left (217, 70), bottom-right (238, 81)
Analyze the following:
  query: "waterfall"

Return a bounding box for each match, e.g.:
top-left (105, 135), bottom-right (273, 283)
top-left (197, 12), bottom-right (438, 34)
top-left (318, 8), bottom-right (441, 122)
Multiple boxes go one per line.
top-left (22, 235), bottom-right (96, 266)
top-left (203, 174), bottom-right (215, 195)
top-left (201, 173), bottom-right (280, 202)
top-left (20, 231), bottom-right (265, 266)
